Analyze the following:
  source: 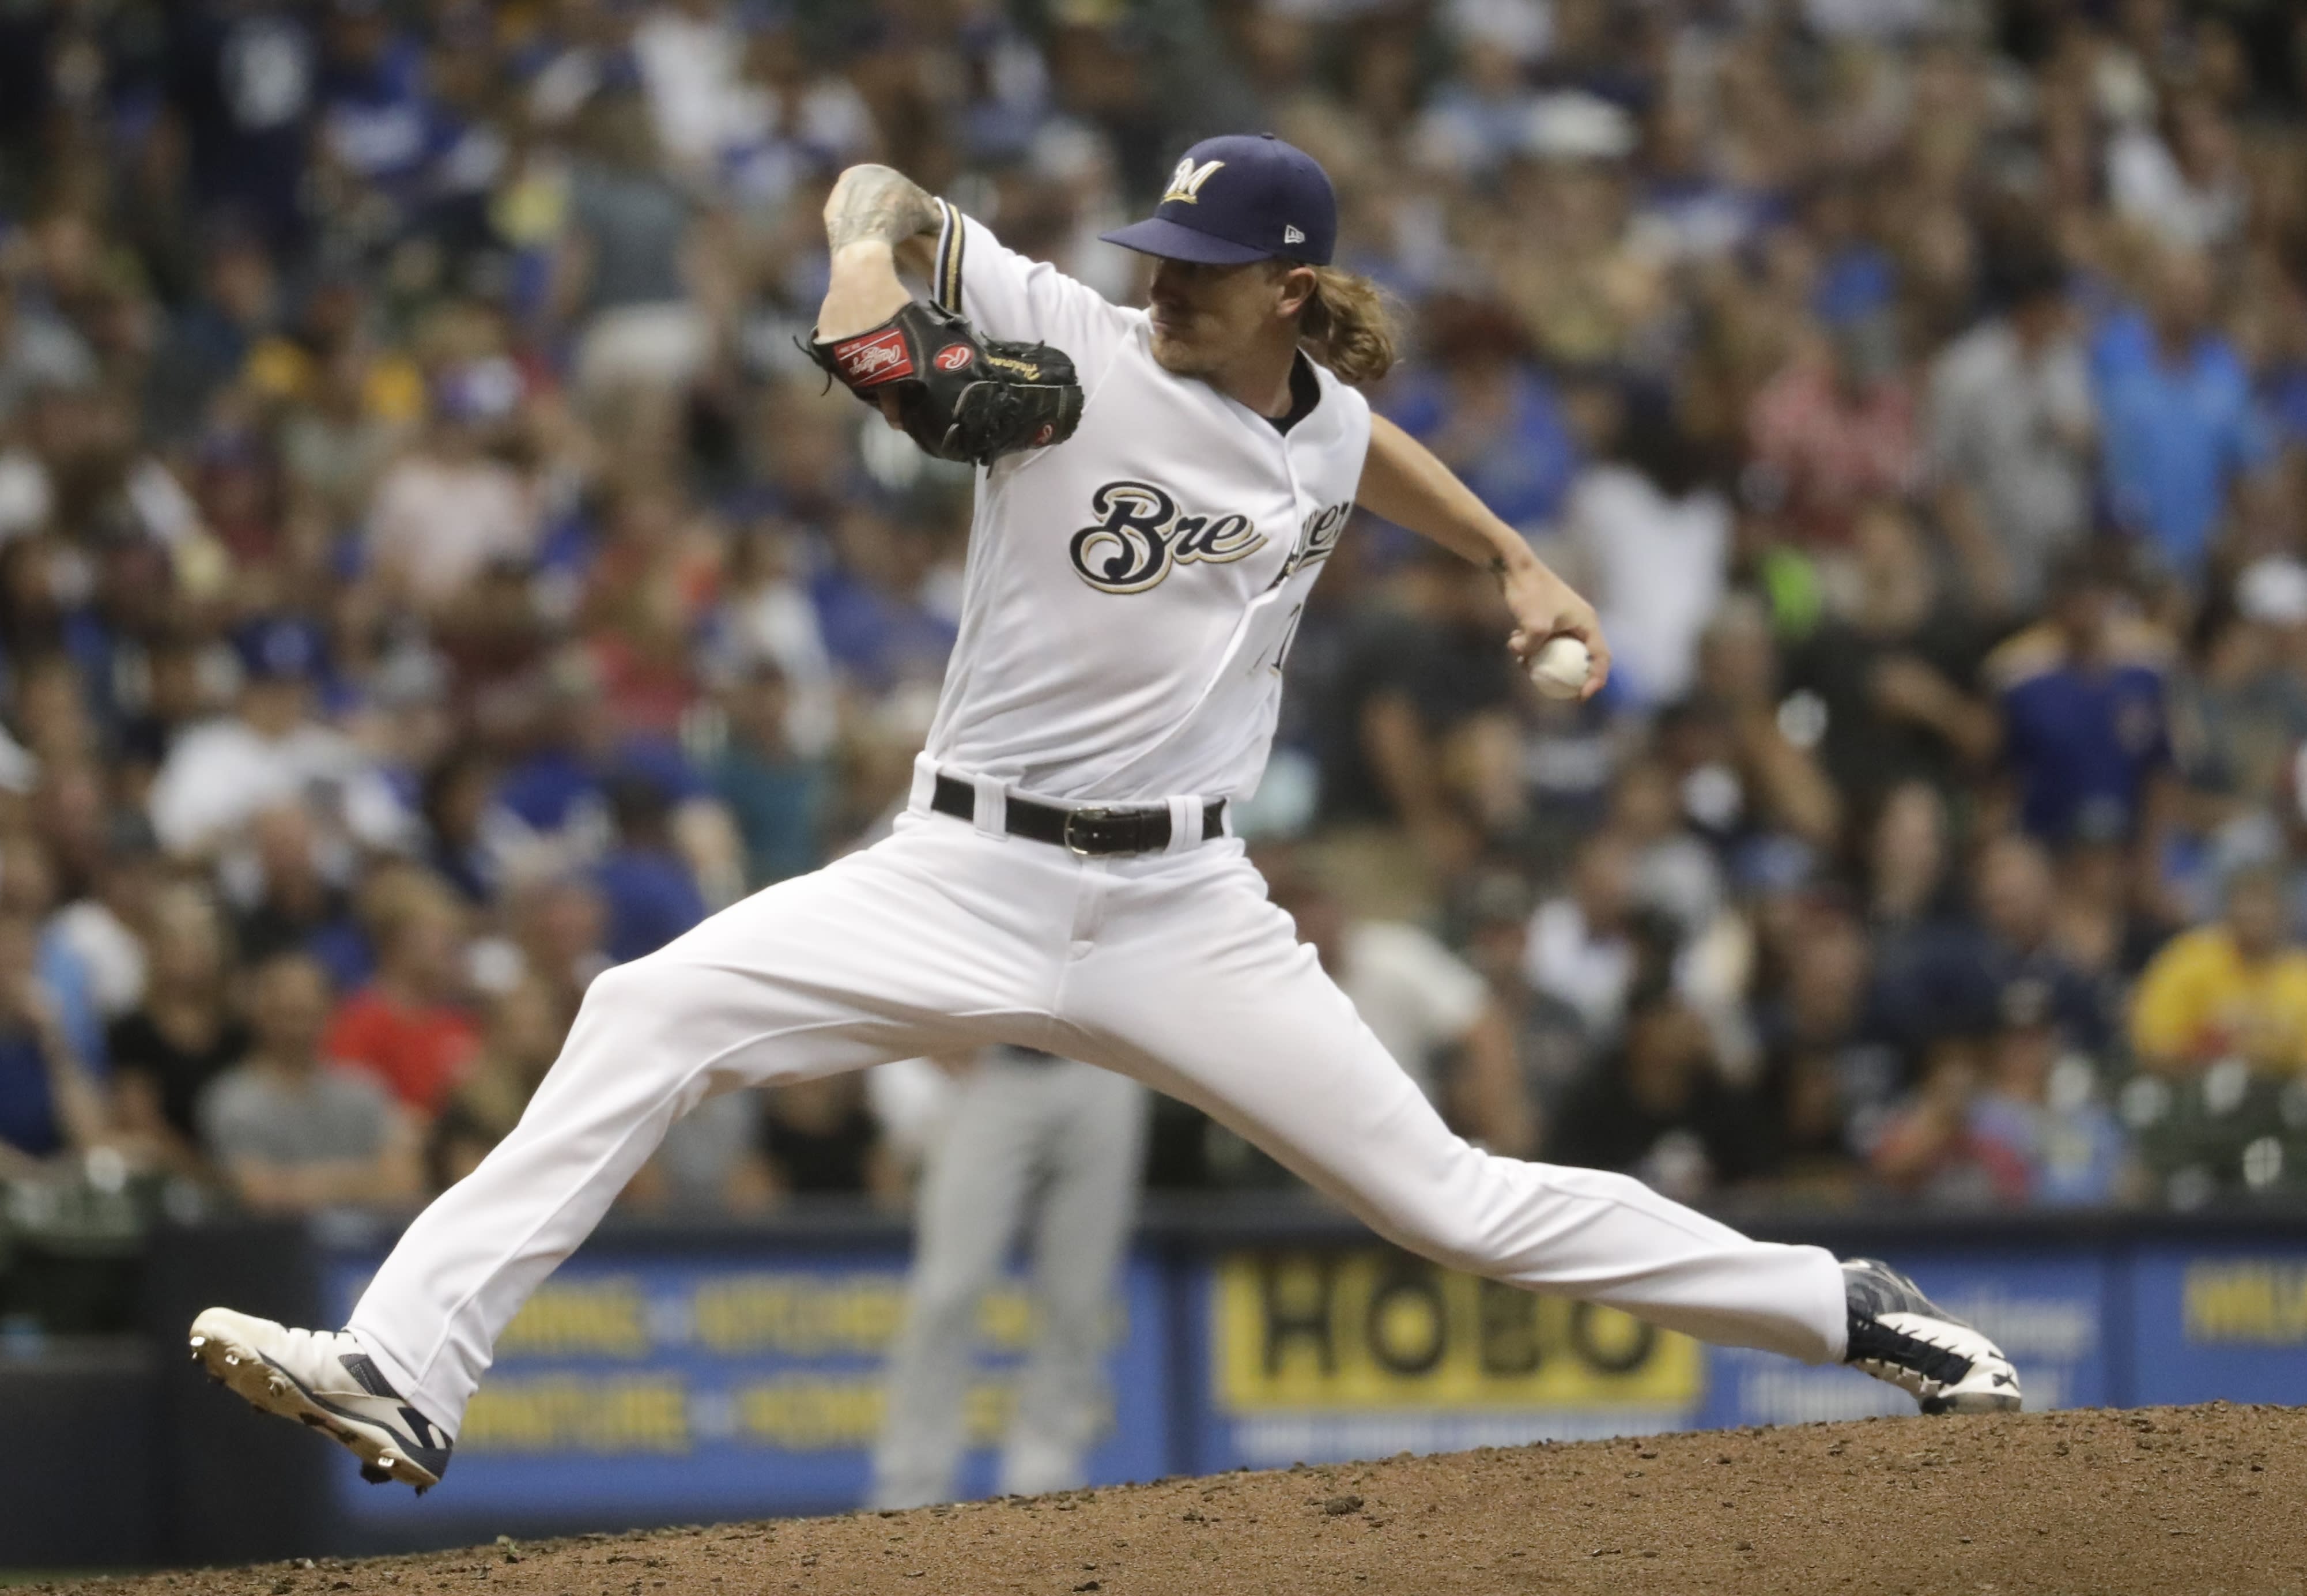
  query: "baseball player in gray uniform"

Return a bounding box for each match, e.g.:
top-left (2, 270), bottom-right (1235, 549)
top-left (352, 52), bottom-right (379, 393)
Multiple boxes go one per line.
top-left (870, 1046), bottom-right (1147, 1510)
top-left (191, 134), bottom-right (2018, 1496)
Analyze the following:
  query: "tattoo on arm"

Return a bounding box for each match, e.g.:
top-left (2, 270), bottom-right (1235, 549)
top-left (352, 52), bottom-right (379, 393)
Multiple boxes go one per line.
top-left (825, 165), bottom-right (941, 252)
top-left (1488, 554), bottom-right (1508, 588)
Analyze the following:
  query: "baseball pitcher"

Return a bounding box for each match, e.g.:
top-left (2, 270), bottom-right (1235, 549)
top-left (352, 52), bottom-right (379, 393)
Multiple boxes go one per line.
top-left (191, 134), bottom-right (2017, 1495)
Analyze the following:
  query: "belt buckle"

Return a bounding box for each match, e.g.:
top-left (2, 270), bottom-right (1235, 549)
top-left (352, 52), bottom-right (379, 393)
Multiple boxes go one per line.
top-left (1063, 806), bottom-right (1130, 857)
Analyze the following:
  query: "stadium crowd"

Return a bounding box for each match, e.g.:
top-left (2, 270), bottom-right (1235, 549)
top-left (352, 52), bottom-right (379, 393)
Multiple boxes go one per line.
top-left (1, 0), bottom-right (2306, 1276)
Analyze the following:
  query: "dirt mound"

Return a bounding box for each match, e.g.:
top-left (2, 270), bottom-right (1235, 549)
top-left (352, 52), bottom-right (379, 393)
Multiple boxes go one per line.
top-left (58, 1403), bottom-right (2307, 1596)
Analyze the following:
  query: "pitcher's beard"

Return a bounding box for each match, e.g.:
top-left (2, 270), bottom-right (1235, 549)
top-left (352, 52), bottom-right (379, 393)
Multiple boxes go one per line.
top-left (1149, 326), bottom-right (1219, 378)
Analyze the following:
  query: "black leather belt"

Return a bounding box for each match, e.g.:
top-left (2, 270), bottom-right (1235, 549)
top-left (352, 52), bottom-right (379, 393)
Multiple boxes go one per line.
top-left (931, 774), bottom-right (1225, 857)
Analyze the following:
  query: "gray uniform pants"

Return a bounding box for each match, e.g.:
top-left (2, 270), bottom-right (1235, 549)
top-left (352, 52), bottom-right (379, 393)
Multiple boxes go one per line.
top-left (870, 1050), bottom-right (1148, 1508)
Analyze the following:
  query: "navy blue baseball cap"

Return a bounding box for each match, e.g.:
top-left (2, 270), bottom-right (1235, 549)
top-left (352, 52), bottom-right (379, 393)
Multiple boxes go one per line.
top-left (233, 616), bottom-right (327, 683)
top-left (1101, 133), bottom-right (1337, 267)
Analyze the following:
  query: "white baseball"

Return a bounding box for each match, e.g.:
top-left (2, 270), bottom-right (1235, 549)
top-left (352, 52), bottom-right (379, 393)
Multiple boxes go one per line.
top-left (1527, 635), bottom-right (1591, 700)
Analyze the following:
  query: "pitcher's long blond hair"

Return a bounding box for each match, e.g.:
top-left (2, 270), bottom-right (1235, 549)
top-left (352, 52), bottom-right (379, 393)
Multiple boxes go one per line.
top-left (1296, 265), bottom-right (1398, 386)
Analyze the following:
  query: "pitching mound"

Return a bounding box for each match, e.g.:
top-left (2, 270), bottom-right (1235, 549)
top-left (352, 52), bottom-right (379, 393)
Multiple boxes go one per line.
top-left (55, 1403), bottom-right (2306, 1596)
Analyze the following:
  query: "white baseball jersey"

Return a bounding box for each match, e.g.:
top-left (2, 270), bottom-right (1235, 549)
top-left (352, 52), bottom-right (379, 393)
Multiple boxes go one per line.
top-left (919, 201), bottom-right (1371, 805)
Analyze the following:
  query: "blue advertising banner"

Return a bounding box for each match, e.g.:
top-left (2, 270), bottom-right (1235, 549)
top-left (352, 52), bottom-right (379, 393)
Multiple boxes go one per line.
top-left (293, 1223), bottom-right (2300, 1541)
top-left (322, 1247), bottom-right (1172, 1527)
top-left (2129, 1244), bottom-right (2307, 1406)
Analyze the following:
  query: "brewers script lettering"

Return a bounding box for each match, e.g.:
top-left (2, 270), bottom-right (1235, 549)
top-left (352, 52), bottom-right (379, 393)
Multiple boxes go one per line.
top-left (1068, 480), bottom-right (1268, 594)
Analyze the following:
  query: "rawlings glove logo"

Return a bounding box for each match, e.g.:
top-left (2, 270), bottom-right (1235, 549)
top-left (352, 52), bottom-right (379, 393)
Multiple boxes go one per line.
top-left (1069, 480), bottom-right (1267, 594)
top-left (830, 328), bottom-right (913, 385)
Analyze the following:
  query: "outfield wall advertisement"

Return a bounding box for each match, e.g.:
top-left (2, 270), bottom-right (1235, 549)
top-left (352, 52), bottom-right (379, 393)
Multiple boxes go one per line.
top-left (303, 1227), bottom-right (2307, 1538)
top-left (323, 1249), bottom-right (1171, 1529)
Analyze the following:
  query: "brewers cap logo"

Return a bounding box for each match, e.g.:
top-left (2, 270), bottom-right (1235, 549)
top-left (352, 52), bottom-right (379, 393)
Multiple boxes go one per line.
top-left (934, 344), bottom-right (975, 372)
top-left (1162, 157), bottom-right (1225, 205)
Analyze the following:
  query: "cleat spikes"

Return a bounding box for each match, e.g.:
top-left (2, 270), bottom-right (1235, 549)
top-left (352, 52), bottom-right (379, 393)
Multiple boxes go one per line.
top-left (187, 1307), bottom-right (450, 1494)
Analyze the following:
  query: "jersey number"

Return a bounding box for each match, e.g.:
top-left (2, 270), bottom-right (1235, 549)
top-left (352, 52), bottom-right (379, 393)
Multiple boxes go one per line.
top-left (1265, 603), bottom-right (1305, 676)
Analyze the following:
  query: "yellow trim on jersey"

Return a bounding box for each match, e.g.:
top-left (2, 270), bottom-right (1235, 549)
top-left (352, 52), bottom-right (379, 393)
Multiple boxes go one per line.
top-left (934, 199), bottom-right (965, 314)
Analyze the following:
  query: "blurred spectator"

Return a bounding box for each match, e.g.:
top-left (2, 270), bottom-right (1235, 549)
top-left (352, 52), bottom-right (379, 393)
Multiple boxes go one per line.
top-left (108, 888), bottom-right (248, 1174)
top-left (48, 818), bottom-right (163, 1028)
top-left (231, 802), bottom-right (372, 994)
top-left (2107, 88), bottom-right (2247, 252)
top-left (1525, 832), bottom-right (1640, 1040)
top-left (2132, 865), bottom-right (2307, 1077)
top-left (147, 617), bottom-right (411, 859)
top-left (2172, 561), bottom-right (2307, 813)
top-left (0, 275), bottom-right (96, 425)
top-left (199, 951), bottom-right (421, 1214)
top-left (1273, 867), bottom-right (1534, 1156)
top-left (705, 661), bottom-right (828, 890)
top-left (1748, 319), bottom-right (1919, 547)
top-left (1557, 395), bottom-right (1730, 709)
top-left (0, 833), bottom-right (110, 1069)
top-left (490, 651), bottom-right (742, 900)
top-left (2093, 246), bottom-right (2272, 577)
top-left (0, 912), bottom-right (106, 1178)
top-left (1456, 868), bottom-right (1588, 1113)
top-left (1865, 780), bottom-right (1958, 939)
top-left (1384, 297), bottom-right (1580, 537)
top-left (505, 874), bottom-right (613, 1018)
top-left (562, 90), bottom-right (713, 402)
top-left (365, 361), bottom-right (541, 613)
top-left (1872, 983), bottom-right (2127, 1207)
top-left (1681, 597), bottom-right (1842, 851)
top-left (1755, 905), bottom-right (1889, 1191)
top-left (1782, 504), bottom-right (1998, 813)
top-left (1315, 542), bottom-right (1522, 884)
top-left (323, 873), bottom-right (478, 1118)
top-left (594, 774), bottom-right (708, 963)
top-left (1927, 250), bottom-right (2096, 614)
top-left (1546, 980), bottom-right (1774, 1201)
top-left (426, 979), bottom-right (569, 1191)
top-left (1878, 833), bottom-right (2110, 1064)
top-left (421, 745), bottom-right (503, 906)
top-left (1988, 550), bottom-right (2176, 846)
top-left (1606, 759), bottom-right (1727, 946)
top-left (759, 1075), bottom-right (902, 1202)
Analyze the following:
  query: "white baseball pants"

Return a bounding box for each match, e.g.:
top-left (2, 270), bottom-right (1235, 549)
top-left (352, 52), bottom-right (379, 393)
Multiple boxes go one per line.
top-left (350, 792), bottom-right (1848, 1437)
top-left (870, 1051), bottom-right (1147, 1508)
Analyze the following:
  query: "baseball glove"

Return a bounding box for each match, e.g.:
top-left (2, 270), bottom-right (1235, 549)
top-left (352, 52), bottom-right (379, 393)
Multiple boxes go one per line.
top-left (805, 301), bottom-right (1083, 466)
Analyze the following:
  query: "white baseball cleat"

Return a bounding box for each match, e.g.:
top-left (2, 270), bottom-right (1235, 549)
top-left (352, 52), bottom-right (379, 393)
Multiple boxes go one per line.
top-left (188, 1307), bottom-right (452, 1493)
top-left (1841, 1258), bottom-right (2023, 1415)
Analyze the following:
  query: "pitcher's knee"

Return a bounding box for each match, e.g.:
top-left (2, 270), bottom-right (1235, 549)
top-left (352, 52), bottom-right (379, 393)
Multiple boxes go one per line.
top-left (568, 954), bottom-right (740, 1055)
top-left (566, 959), bottom-right (669, 1048)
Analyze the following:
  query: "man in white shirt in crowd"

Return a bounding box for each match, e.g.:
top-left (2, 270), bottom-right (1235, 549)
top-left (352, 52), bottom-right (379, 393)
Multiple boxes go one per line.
top-left (1927, 251), bottom-right (2095, 614)
top-left (146, 617), bottom-right (412, 861)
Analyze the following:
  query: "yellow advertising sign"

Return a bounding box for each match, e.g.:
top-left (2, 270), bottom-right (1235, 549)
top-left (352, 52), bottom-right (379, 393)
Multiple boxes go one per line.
top-left (462, 1375), bottom-right (691, 1452)
top-left (1213, 1250), bottom-right (1701, 1413)
top-left (2184, 1261), bottom-right (2307, 1345)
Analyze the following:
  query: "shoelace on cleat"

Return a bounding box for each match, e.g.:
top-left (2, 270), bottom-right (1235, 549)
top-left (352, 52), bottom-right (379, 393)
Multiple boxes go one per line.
top-left (1846, 1311), bottom-right (1977, 1392)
